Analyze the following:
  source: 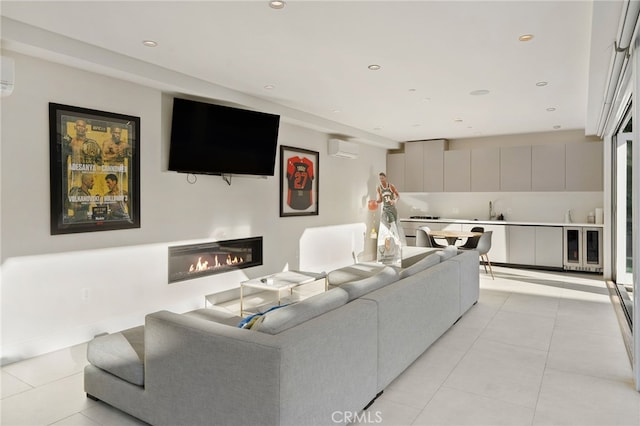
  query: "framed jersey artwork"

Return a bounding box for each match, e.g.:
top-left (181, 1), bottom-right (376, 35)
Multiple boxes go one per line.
top-left (280, 145), bottom-right (319, 217)
top-left (49, 103), bottom-right (141, 234)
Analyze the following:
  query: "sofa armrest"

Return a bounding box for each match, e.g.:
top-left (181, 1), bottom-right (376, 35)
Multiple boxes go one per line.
top-left (144, 311), bottom-right (282, 426)
top-left (143, 301), bottom-right (378, 426)
top-left (447, 250), bottom-right (480, 314)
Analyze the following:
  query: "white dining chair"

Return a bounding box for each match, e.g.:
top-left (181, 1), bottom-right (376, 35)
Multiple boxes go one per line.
top-left (474, 230), bottom-right (494, 279)
top-left (415, 226), bottom-right (447, 248)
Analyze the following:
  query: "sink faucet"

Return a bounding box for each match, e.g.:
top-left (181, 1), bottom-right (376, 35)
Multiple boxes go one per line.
top-left (489, 201), bottom-right (497, 220)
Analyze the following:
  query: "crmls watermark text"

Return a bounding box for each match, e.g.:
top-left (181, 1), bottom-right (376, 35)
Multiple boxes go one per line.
top-left (332, 411), bottom-right (383, 424)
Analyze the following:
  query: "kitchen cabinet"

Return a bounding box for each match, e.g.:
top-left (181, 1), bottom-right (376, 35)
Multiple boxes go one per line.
top-left (500, 146), bottom-right (531, 191)
top-left (536, 226), bottom-right (563, 268)
top-left (392, 140), bottom-right (602, 194)
top-left (508, 226), bottom-right (536, 265)
top-left (444, 150), bottom-right (470, 192)
top-left (507, 225), bottom-right (563, 267)
top-left (402, 220), bottom-right (563, 268)
top-left (532, 144), bottom-right (565, 191)
top-left (404, 142), bottom-right (424, 192)
top-left (565, 142), bottom-right (603, 191)
top-left (423, 140), bottom-right (446, 192)
top-left (471, 147), bottom-right (500, 191)
top-left (394, 140), bottom-right (446, 192)
top-left (386, 152), bottom-right (405, 192)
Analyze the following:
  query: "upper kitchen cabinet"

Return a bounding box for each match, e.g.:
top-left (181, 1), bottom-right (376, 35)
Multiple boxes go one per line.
top-left (404, 141), bottom-right (424, 192)
top-left (500, 145), bottom-right (531, 191)
top-left (565, 142), bottom-right (603, 191)
top-left (532, 144), bottom-right (565, 191)
top-left (444, 150), bottom-right (470, 192)
top-left (423, 140), bottom-right (446, 192)
top-left (402, 140), bottom-right (446, 192)
top-left (471, 147), bottom-right (500, 191)
top-left (386, 152), bottom-right (405, 192)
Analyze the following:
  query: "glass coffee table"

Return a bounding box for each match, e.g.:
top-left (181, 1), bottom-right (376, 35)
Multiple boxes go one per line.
top-left (240, 270), bottom-right (327, 316)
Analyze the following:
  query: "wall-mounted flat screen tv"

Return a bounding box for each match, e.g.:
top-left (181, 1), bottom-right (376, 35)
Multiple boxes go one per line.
top-left (168, 97), bottom-right (280, 176)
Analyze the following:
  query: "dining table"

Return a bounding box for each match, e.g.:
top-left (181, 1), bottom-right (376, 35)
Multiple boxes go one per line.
top-left (428, 230), bottom-right (483, 246)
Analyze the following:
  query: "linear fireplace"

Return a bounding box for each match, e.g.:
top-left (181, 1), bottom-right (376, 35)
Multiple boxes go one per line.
top-left (168, 237), bottom-right (263, 283)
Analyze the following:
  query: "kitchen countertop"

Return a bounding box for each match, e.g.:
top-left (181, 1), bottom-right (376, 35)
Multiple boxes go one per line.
top-left (400, 218), bottom-right (604, 228)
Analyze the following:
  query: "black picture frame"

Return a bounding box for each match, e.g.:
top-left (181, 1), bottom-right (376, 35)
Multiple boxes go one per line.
top-left (279, 145), bottom-right (319, 217)
top-left (49, 103), bottom-right (141, 234)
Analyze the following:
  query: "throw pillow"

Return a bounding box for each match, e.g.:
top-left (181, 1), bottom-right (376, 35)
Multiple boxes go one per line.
top-left (237, 304), bottom-right (290, 329)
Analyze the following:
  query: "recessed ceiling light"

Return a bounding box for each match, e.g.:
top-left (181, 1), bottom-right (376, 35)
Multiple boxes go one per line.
top-left (546, 107), bottom-right (556, 112)
top-left (553, 125), bottom-right (562, 129)
top-left (142, 40), bottom-right (158, 47)
top-left (373, 126), bottom-right (383, 131)
top-left (454, 118), bottom-right (463, 123)
top-left (332, 109), bottom-right (341, 113)
top-left (368, 64), bottom-right (381, 71)
top-left (519, 34), bottom-right (534, 42)
top-left (269, 1), bottom-right (285, 9)
top-left (263, 84), bottom-right (275, 90)
top-left (408, 88), bottom-right (417, 92)
top-left (536, 81), bottom-right (548, 87)
top-left (470, 89), bottom-right (490, 96)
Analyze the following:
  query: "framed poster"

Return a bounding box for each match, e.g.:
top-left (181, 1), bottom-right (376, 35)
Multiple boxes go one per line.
top-left (49, 103), bottom-right (141, 234)
top-left (280, 145), bottom-right (319, 217)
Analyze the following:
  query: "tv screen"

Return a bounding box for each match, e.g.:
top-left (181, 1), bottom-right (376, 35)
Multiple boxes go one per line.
top-left (168, 98), bottom-right (280, 176)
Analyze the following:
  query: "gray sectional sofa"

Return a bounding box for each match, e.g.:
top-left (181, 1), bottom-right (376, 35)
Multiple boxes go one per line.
top-left (84, 247), bottom-right (479, 426)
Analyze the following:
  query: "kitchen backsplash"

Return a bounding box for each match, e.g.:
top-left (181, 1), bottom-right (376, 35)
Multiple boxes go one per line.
top-left (397, 191), bottom-right (603, 224)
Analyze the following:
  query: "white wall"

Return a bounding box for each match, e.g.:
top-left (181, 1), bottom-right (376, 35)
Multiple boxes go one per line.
top-left (0, 52), bottom-right (386, 364)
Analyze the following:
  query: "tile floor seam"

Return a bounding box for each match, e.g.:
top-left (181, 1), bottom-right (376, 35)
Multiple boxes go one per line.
top-left (543, 364), bottom-right (637, 388)
top-left (529, 306), bottom-right (559, 426)
top-left (439, 383), bottom-right (540, 412)
top-left (472, 335), bottom-right (550, 355)
top-left (0, 371), bottom-right (35, 399)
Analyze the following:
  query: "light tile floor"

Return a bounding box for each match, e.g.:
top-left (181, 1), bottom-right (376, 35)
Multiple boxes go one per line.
top-left (2, 266), bottom-right (639, 426)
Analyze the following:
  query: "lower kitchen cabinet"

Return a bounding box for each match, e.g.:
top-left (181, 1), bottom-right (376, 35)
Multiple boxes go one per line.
top-left (401, 220), bottom-right (563, 269)
top-left (508, 226), bottom-right (536, 265)
top-left (507, 225), bottom-right (563, 268)
top-left (535, 226), bottom-right (564, 268)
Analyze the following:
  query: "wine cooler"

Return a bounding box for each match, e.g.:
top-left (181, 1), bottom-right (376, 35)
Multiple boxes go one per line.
top-left (563, 226), bottom-right (603, 272)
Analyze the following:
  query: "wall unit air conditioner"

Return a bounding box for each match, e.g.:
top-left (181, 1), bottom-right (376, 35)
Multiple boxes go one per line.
top-left (1, 56), bottom-right (15, 97)
top-left (328, 139), bottom-right (359, 159)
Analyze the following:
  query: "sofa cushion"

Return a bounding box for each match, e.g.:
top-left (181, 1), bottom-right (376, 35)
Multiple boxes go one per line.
top-left (401, 246), bottom-right (440, 268)
top-left (184, 307), bottom-right (243, 327)
top-left (327, 262), bottom-right (386, 286)
top-left (338, 266), bottom-right (399, 301)
top-left (437, 245), bottom-right (458, 261)
top-left (251, 288), bottom-right (349, 334)
top-left (87, 326), bottom-right (145, 386)
top-left (399, 252), bottom-right (441, 278)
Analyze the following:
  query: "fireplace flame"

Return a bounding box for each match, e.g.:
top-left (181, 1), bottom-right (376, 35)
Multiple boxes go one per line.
top-left (189, 257), bottom-right (209, 272)
top-left (188, 254), bottom-right (244, 274)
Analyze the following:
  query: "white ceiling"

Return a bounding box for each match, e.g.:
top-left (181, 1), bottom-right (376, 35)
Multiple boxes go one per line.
top-left (0, 1), bottom-right (624, 149)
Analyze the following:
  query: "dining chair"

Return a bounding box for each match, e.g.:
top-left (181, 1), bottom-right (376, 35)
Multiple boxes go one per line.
top-left (415, 226), bottom-right (447, 248)
top-left (474, 230), bottom-right (494, 279)
top-left (458, 226), bottom-right (484, 249)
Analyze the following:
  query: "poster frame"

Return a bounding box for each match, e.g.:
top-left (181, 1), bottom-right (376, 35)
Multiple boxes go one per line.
top-left (279, 145), bottom-right (319, 217)
top-left (48, 103), bottom-right (141, 234)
